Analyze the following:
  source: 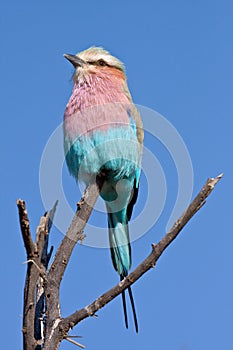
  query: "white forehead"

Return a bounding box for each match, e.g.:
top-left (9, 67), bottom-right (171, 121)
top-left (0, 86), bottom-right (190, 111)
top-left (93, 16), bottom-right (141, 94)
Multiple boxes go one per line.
top-left (77, 46), bottom-right (125, 71)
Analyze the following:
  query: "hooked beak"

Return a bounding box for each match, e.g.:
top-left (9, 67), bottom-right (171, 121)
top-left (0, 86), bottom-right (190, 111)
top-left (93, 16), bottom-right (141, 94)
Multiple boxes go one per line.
top-left (63, 53), bottom-right (85, 67)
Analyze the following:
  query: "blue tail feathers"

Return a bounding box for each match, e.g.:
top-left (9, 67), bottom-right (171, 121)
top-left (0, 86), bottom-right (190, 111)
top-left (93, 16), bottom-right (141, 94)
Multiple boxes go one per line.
top-left (108, 209), bottom-right (131, 275)
top-left (107, 208), bottom-right (138, 332)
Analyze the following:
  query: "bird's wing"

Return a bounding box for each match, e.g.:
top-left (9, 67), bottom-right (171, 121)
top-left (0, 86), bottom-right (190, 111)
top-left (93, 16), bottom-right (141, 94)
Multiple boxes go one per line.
top-left (123, 82), bottom-right (144, 144)
top-left (125, 107), bottom-right (142, 221)
top-left (126, 178), bottom-right (139, 221)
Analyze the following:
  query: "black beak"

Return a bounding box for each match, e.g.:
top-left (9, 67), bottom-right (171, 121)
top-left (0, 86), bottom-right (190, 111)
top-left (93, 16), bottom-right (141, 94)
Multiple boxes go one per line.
top-left (63, 53), bottom-right (85, 67)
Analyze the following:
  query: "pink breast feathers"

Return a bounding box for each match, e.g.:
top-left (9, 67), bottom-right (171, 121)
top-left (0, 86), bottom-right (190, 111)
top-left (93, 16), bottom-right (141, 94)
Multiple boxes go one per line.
top-left (64, 73), bottom-right (133, 141)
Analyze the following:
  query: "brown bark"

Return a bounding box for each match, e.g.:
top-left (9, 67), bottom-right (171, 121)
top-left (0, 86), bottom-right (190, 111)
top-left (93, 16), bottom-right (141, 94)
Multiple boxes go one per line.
top-left (17, 174), bottom-right (223, 349)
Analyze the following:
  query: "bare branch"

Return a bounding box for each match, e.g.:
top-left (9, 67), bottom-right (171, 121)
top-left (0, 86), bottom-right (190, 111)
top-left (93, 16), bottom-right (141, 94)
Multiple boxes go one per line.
top-left (18, 174), bottom-right (223, 349)
top-left (59, 174), bottom-right (223, 329)
top-left (64, 337), bottom-right (85, 348)
top-left (17, 199), bottom-right (35, 258)
top-left (18, 200), bottom-right (58, 350)
top-left (17, 200), bottom-right (40, 349)
top-left (43, 178), bottom-right (103, 347)
top-left (35, 202), bottom-right (58, 347)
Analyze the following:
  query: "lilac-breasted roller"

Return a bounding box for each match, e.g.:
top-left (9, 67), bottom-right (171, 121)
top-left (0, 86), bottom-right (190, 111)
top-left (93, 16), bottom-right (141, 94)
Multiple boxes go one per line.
top-left (63, 47), bottom-right (144, 332)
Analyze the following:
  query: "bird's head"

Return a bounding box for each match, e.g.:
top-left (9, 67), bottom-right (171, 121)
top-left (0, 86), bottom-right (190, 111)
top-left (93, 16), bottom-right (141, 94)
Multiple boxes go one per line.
top-left (64, 46), bottom-right (126, 84)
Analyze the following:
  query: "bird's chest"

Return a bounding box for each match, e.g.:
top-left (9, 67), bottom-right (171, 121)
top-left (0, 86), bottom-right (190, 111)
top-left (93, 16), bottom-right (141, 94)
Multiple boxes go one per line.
top-left (64, 81), bottom-right (131, 134)
top-left (63, 81), bottom-right (139, 183)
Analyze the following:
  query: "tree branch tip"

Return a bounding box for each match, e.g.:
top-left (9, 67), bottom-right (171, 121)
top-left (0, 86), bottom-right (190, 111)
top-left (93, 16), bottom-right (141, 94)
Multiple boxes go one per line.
top-left (53, 199), bottom-right (59, 207)
top-left (43, 200), bottom-right (59, 216)
top-left (217, 172), bottom-right (224, 179)
top-left (208, 173), bottom-right (224, 187)
top-left (47, 200), bottom-right (59, 216)
top-left (65, 337), bottom-right (85, 348)
top-left (16, 199), bottom-right (28, 214)
top-left (16, 198), bottom-right (25, 205)
top-left (66, 335), bottom-right (83, 339)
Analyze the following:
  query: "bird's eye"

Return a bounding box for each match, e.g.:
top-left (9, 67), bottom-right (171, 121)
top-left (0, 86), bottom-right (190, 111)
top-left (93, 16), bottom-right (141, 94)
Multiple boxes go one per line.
top-left (98, 59), bottom-right (106, 66)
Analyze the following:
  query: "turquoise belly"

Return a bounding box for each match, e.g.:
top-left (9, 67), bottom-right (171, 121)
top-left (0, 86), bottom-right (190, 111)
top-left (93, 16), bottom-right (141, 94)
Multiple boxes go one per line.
top-left (64, 126), bottom-right (141, 185)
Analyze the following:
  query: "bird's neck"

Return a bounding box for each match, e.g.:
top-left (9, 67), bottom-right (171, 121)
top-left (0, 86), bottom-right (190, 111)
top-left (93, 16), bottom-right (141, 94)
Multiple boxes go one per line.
top-left (65, 69), bottom-right (130, 117)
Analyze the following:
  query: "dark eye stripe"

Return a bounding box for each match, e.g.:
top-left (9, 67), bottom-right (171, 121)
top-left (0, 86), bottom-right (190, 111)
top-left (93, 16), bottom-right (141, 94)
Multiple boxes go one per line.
top-left (87, 59), bottom-right (108, 67)
top-left (86, 59), bottom-right (123, 71)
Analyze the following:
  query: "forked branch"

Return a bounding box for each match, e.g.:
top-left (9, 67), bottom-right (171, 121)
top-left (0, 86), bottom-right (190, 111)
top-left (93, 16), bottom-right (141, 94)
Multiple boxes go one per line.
top-left (17, 174), bottom-right (223, 350)
top-left (60, 174), bottom-right (223, 329)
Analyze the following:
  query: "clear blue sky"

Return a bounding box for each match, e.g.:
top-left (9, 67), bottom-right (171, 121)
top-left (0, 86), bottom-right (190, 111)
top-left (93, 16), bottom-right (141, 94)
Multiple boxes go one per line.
top-left (1, 1), bottom-right (232, 349)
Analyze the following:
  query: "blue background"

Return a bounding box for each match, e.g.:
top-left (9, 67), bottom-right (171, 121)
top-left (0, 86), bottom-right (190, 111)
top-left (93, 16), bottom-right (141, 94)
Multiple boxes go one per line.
top-left (1, 1), bottom-right (232, 349)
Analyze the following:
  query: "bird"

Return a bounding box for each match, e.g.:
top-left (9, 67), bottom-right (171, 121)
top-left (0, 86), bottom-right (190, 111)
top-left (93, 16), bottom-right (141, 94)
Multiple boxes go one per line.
top-left (63, 46), bottom-right (144, 332)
